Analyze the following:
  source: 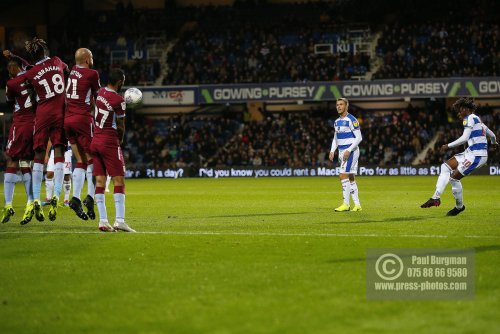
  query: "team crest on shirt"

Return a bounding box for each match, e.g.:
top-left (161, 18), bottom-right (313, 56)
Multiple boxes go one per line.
top-left (353, 121), bottom-right (359, 127)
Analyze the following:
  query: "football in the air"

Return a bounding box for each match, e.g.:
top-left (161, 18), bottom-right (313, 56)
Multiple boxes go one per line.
top-left (124, 87), bottom-right (143, 106)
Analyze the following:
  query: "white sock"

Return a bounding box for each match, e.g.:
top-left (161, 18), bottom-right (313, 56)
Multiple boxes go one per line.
top-left (87, 164), bottom-right (95, 197)
top-left (33, 163), bottom-right (44, 201)
top-left (114, 193), bottom-right (125, 221)
top-left (105, 175), bottom-right (111, 191)
top-left (72, 168), bottom-right (86, 200)
top-left (450, 178), bottom-right (464, 209)
top-left (95, 193), bottom-right (107, 221)
top-left (63, 179), bottom-right (71, 201)
top-left (433, 163), bottom-right (451, 199)
top-left (53, 162), bottom-right (64, 198)
top-left (3, 172), bottom-right (17, 206)
top-left (22, 172), bottom-right (33, 203)
top-left (341, 179), bottom-right (351, 206)
top-left (350, 181), bottom-right (360, 206)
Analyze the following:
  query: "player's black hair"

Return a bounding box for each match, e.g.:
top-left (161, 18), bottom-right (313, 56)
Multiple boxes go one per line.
top-left (452, 97), bottom-right (476, 112)
top-left (108, 68), bottom-right (125, 85)
top-left (25, 37), bottom-right (48, 61)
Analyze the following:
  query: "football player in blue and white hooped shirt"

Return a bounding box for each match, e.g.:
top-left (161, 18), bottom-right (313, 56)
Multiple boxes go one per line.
top-left (329, 98), bottom-right (363, 212)
top-left (421, 97), bottom-right (497, 216)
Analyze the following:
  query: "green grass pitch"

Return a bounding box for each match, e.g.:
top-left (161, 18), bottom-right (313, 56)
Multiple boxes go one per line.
top-left (0, 176), bottom-right (499, 333)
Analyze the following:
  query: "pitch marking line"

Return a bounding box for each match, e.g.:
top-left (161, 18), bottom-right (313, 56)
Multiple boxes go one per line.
top-left (0, 231), bottom-right (498, 239)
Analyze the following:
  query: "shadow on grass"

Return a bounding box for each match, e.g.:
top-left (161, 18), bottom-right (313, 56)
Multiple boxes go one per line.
top-left (327, 244), bottom-right (500, 264)
top-left (319, 215), bottom-right (428, 225)
top-left (206, 211), bottom-right (319, 219)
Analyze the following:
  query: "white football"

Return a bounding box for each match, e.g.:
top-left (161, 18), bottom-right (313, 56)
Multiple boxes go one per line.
top-left (124, 87), bottom-right (143, 106)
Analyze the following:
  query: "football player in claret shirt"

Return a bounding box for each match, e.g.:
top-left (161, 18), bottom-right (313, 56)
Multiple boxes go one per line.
top-left (17, 37), bottom-right (69, 222)
top-left (90, 68), bottom-right (135, 232)
top-left (1, 54), bottom-right (35, 225)
top-left (421, 97), bottom-right (497, 216)
top-left (65, 48), bottom-right (101, 221)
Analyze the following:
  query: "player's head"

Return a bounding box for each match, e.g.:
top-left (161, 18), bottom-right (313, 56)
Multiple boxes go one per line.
top-left (452, 97), bottom-right (476, 118)
top-left (25, 37), bottom-right (48, 61)
top-left (108, 68), bottom-right (125, 92)
top-left (336, 98), bottom-right (349, 115)
top-left (7, 58), bottom-right (22, 78)
top-left (75, 48), bottom-right (93, 68)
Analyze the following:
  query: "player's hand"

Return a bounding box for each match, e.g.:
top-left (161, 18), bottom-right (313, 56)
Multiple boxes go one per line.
top-left (329, 151), bottom-right (335, 161)
top-left (343, 150), bottom-right (351, 161)
top-left (3, 50), bottom-right (12, 58)
top-left (490, 143), bottom-right (498, 150)
top-left (440, 144), bottom-right (448, 153)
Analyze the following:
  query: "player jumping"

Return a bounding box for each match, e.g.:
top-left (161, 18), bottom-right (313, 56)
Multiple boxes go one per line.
top-left (421, 97), bottom-right (497, 216)
top-left (1, 52), bottom-right (35, 225)
top-left (16, 38), bottom-right (69, 222)
top-left (329, 98), bottom-right (363, 212)
top-left (64, 48), bottom-right (100, 220)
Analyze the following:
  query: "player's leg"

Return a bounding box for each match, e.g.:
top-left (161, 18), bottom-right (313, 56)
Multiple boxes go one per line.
top-left (349, 150), bottom-right (361, 211)
top-left (1, 157), bottom-right (18, 224)
top-left (63, 175), bottom-right (71, 206)
top-left (83, 152), bottom-right (96, 220)
top-left (421, 156), bottom-right (459, 208)
top-left (70, 142), bottom-right (86, 201)
top-left (92, 149), bottom-right (114, 232)
top-left (335, 173), bottom-right (351, 212)
top-left (447, 170), bottom-right (466, 216)
top-left (47, 144), bottom-right (65, 221)
top-left (105, 146), bottom-right (135, 232)
top-left (335, 149), bottom-right (355, 212)
top-left (111, 176), bottom-right (135, 232)
top-left (19, 160), bottom-right (35, 225)
top-left (44, 148), bottom-right (55, 204)
top-left (349, 174), bottom-right (362, 211)
top-left (32, 148), bottom-right (46, 222)
top-left (68, 142), bottom-right (90, 220)
top-left (446, 154), bottom-right (486, 216)
top-left (105, 175), bottom-right (111, 193)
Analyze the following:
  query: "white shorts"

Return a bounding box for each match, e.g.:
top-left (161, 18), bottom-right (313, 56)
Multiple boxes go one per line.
top-left (454, 150), bottom-right (487, 176)
top-left (46, 149), bottom-right (73, 174)
top-left (338, 149), bottom-right (359, 174)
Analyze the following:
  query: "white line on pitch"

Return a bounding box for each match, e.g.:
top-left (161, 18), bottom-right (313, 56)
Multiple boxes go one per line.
top-left (0, 230), bottom-right (498, 239)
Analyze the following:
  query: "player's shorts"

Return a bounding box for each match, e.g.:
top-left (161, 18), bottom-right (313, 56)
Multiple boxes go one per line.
top-left (6, 122), bottom-right (34, 160)
top-left (64, 115), bottom-right (94, 154)
top-left (33, 110), bottom-right (65, 151)
top-left (338, 148), bottom-right (359, 174)
top-left (454, 150), bottom-right (487, 176)
top-left (46, 149), bottom-right (73, 174)
top-left (90, 140), bottom-right (125, 177)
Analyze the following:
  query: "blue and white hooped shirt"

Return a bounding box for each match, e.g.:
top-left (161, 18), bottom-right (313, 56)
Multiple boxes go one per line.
top-left (333, 113), bottom-right (361, 151)
top-left (463, 114), bottom-right (488, 157)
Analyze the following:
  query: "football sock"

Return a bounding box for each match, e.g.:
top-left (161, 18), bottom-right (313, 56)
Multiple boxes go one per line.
top-left (63, 179), bottom-right (71, 202)
top-left (3, 168), bottom-right (17, 206)
top-left (87, 162), bottom-right (95, 198)
top-left (114, 186), bottom-right (125, 221)
top-left (433, 163), bottom-right (451, 199)
top-left (72, 163), bottom-right (87, 200)
top-left (33, 161), bottom-right (44, 201)
top-left (53, 157), bottom-right (64, 198)
top-left (350, 181), bottom-right (360, 205)
top-left (105, 175), bottom-right (111, 191)
top-left (450, 178), bottom-right (464, 209)
top-left (341, 179), bottom-right (351, 206)
top-left (95, 187), bottom-right (107, 221)
top-left (21, 168), bottom-right (33, 203)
